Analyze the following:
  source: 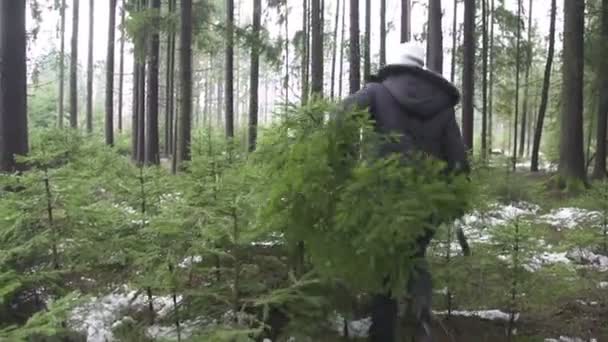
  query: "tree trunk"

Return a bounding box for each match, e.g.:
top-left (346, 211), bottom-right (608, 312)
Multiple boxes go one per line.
top-left (118, 1), bottom-right (125, 133)
top-left (302, 0), bottom-right (310, 102)
top-left (132, 50), bottom-right (140, 161)
top-left (165, 0), bottom-right (176, 156)
top-left (450, 0), bottom-right (457, 83)
top-left (58, 0), bottom-right (66, 128)
top-left (249, 0), bottom-right (261, 152)
top-left (593, 0), bottom-right (608, 179)
top-left (284, 1), bottom-right (290, 106)
top-left (70, 0), bottom-right (80, 129)
top-left (349, 0), bottom-right (360, 94)
top-left (177, 0), bottom-right (193, 167)
top-left (0, 0), bottom-right (28, 172)
top-left (559, 0), bottom-right (586, 182)
top-left (461, 0), bottom-right (475, 150)
top-left (338, 0), bottom-right (346, 97)
top-left (311, 0), bottom-right (324, 95)
top-left (330, 0), bottom-right (341, 98)
top-left (137, 61), bottom-right (146, 164)
top-left (512, 0), bottom-right (522, 170)
top-left (401, 0), bottom-right (411, 43)
top-left (225, 0), bottom-right (235, 138)
top-left (531, 0), bottom-right (556, 172)
top-left (86, 0), bottom-right (94, 133)
top-left (145, 0), bottom-right (160, 164)
top-left (363, 0), bottom-right (371, 81)
top-left (427, 0), bottom-right (443, 74)
top-left (106, 0), bottom-right (117, 145)
top-left (488, 0), bottom-right (495, 153)
top-left (380, 0), bottom-right (386, 67)
top-left (481, 0), bottom-right (488, 160)
top-left (519, 0), bottom-right (533, 158)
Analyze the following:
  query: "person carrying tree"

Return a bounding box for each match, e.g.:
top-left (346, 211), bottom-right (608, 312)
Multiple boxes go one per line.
top-left (342, 42), bottom-right (469, 342)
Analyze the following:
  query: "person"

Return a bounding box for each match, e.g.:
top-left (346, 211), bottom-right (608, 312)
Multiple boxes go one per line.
top-left (342, 42), bottom-right (469, 342)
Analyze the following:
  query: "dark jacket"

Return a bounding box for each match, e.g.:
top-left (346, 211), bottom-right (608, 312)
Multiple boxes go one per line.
top-left (344, 66), bottom-right (468, 173)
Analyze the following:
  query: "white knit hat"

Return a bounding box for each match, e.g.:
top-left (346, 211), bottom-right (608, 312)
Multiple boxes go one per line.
top-left (386, 42), bottom-right (425, 68)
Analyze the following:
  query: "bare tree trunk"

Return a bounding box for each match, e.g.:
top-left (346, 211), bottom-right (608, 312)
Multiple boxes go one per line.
top-left (0, 0), bottom-right (28, 172)
top-left (86, 0), bottom-right (94, 133)
top-left (330, 0), bottom-right (340, 98)
top-left (106, 0), bottom-right (117, 145)
top-left (481, 0), bottom-right (488, 159)
top-left (145, 0), bottom-right (160, 164)
top-left (450, 0), bottom-right (457, 83)
top-left (132, 52), bottom-right (140, 160)
top-left (349, 0), bottom-right (360, 94)
top-left (427, 0), bottom-right (443, 74)
top-left (380, 0), bottom-right (386, 67)
top-left (400, 0), bottom-right (411, 43)
top-left (512, 0), bottom-right (522, 171)
top-left (177, 0), bottom-right (193, 167)
top-left (559, 0), bottom-right (586, 182)
top-left (58, 0), bottom-right (66, 128)
top-left (302, 0), bottom-right (310, 102)
top-left (461, 0), bottom-right (475, 150)
top-left (530, 0), bottom-right (556, 172)
top-left (165, 0), bottom-right (176, 156)
top-left (118, 1), bottom-right (125, 133)
top-left (338, 0), bottom-right (346, 97)
top-left (593, 0), bottom-right (608, 179)
top-left (284, 1), bottom-right (290, 106)
top-left (519, 0), bottom-right (533, 158)
top-left (363, 0), bottom-right (371, 81)
top-left (488, 0), bottom-right (495, 153)
top-left (225, 0), bottom-right (235, 138)
top-left (311, 0), bottom-right (324, 95)
top-left (70, 0), bottom-right (80, 129)
top-left (249, 0), bottom-right (261, 152)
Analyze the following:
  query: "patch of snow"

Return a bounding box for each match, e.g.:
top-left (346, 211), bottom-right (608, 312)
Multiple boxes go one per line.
top-left (598, 281), bottom-right (608, 289)
top-left (433, 309), bottom-right (519, 322)
top-left (566, 249), bottom-right (608, 271)
top-left (147, 318), bottom-right (205, 340)
top-left (70, 286), bottom-right (182, 342)
top-left (545, 337), bottom-right (597, 342)
top-left (178, 255), bottom-right (203, 269)
top-left (540, 208), bottom-right (601, 231)
top-left (332, 314), bottom-right (372, 338)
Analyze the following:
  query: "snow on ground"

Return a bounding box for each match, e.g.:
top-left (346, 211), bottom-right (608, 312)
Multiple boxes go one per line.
top-left (567, 249), bottom-right (608, 272)
top-left (599, 281), bottom-right (608, 289)
top-left (333, 315), bottom-right (372, 338)
top-left (545, 337), bottom-right (598, 342)
top-left (434, 309), bottom-right (519, 322)
top-left (69, 285), bottom-right (183, 342)
top-left (540, 208), bottom-right (601, 231)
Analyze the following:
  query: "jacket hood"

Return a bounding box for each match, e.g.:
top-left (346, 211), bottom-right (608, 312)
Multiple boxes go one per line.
top-left (378, 65), bottom-right (460, 120)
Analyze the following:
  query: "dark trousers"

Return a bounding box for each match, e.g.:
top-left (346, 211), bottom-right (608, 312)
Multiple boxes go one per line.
top-left (369, 230), bottom-right (434, 342)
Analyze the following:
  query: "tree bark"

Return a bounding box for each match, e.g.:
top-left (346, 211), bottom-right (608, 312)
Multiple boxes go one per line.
top-left (461, 0), bottom-right (475, 150)
top-left (58, 0), bottom-right (66, 128)
top-left (311, 0), bottom-right (324, 95)
top-left (145, 0), bottom-right (160, 164)
top-left (531, 0), bottom-right (556, 172)
top-left (593, 0), bottom-right (608, 179)
top-left (380, 0), bottom-right (386, 67)
top-left (559, 0), bottom-right (586, 182)
top-left (450, 0), bottom-right (457, 83)
top-left (349, 0), bottom-right (360, 94)
top-left (338, 0), bottom-right (346, 97)
top-left (302, 0), bottom-right (310, 102)
top-left (249, 0), bottom-right (261, 152)
top-left (401, 0), bottom-right (411, 43)
top-left (132, 48), bottom-right (139, 161)
top-left (512, 0), bottom-right (522, 170)
top-left (118, 0), bottom-right (125, 133)
top-left (225, 0), bottom-right (235, 138)
top-left (519, 0), bottom-right (533, 158)
top-left (427, 0), bottom-right (443, 74)
top-left (488, 0), bottom-right (495, 153)
top-left (106, 0), bottom-right (117, 145)
top-left (330, 0), bottom-right (341, 98)
top-left (86, 0), bottom-right (94, 133)
top-left (70, 0), bottom-right (80, 129)
top-left (481, 0), bottom-right (488, 160)
top-left (284, 1), bottom-right (290, 106)
top-left (363, 0), bottom-right (371, 81)
top-left (165, 0), bottom-right (176, 156)
top-left (177, 0), bottom-right (193, 167)
top-left (0, 0), bottom-right (28, 172)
